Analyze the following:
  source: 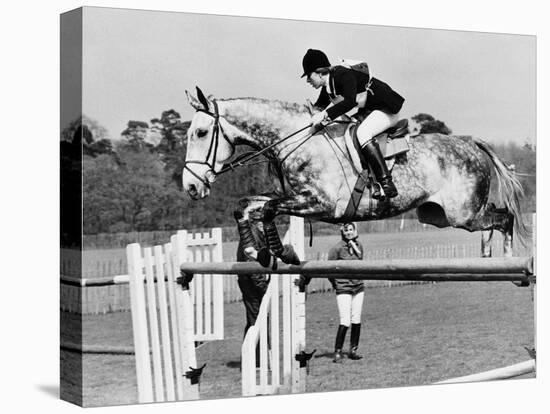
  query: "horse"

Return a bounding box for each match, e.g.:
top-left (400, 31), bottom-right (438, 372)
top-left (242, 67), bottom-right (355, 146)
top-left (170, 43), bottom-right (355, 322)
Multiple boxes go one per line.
top-left (182, 87), bottom-right (527, 267)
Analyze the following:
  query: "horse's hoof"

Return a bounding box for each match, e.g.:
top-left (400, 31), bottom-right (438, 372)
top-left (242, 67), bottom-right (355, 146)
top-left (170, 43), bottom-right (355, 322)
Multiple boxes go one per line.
top-left (280, 244), bottom-right (301, 265)
top-left (371, 191), bottom-right (385, 201)
top-left (258, 248), bottom-right (273, 268)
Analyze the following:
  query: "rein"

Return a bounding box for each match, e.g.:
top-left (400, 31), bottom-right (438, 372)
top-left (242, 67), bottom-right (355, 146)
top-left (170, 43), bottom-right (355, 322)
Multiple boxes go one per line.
top-left (216, 124), bottom-right (312, 176)
top-left (183, 99), bottom-right (315, 186)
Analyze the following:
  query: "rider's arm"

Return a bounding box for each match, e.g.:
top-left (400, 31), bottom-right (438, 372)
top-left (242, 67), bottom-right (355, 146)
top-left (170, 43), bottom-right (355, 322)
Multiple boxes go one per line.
top-left (313, 87), bottom-right (331, 110)
top-left (326, 69), bottom-right (358, 120)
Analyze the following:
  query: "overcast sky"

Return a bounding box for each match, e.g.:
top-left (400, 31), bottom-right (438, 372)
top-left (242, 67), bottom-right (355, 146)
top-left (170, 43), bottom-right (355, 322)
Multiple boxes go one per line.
top-left (81, 7), bottom-right (535, 144)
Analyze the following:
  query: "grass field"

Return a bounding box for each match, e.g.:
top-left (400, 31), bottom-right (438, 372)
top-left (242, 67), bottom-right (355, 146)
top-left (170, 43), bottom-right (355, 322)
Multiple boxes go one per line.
top-left (61, 279), bottom-right (535, 407)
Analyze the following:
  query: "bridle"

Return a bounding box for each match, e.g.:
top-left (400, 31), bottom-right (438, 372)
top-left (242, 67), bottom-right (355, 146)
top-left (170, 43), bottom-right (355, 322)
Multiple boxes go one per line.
top-left (183, 100), bottom-right (235, 188)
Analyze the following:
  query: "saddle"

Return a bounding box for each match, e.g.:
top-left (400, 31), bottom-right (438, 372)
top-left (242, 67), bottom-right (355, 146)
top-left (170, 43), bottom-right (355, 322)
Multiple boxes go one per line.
top-left (341, 119), bottom-right (410, 219)
top-left (347, 118), bottom-right (410, 171)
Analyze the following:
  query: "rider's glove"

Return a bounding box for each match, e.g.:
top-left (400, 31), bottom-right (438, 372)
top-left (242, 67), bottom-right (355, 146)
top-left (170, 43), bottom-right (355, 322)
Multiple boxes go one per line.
top-left (311, 110), bottom-right (329, 126)
top-left (310, 111), bottom-right (329, 134)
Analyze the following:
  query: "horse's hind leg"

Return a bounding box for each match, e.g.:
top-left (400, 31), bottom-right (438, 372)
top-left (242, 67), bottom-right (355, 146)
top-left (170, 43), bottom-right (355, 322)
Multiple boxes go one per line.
top-left (458, 203), bottom-right (514, 257)
top-left (481, 230), bottom-right (494, 258)
top-left (490, 205), bottom-right (514, 257)
top-left (478, 203), bottom-right (514, 257)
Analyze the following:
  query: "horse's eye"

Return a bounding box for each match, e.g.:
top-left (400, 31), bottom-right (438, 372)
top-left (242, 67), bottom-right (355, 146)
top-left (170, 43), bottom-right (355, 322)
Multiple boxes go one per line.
top-left (196, 129), bottom-right (208, 138)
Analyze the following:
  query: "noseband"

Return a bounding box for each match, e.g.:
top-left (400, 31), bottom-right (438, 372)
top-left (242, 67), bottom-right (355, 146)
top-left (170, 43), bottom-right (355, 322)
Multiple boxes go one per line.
top-left (183, 100), bottom-right (235, 188)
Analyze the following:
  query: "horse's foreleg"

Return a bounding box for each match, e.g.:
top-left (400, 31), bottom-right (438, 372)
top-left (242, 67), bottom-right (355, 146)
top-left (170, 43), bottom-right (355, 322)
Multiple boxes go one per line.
top-left (261, 193), bottom-right (329, 266)
top-left (234, 210), bottom-right (259, 259)
top-left (234, 196), bottom-right (272, 262)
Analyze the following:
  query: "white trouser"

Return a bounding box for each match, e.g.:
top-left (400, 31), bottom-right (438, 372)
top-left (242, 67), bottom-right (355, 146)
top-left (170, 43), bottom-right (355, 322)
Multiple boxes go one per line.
top-left (357, 110), bottom-right (401, 147)
top-left (336, 291), bottom-right (365, 326)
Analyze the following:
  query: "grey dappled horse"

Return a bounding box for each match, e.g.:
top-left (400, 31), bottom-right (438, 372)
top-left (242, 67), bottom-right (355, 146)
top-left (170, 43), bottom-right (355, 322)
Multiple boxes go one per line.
top-left (182, 87), bottom-right (527, 267)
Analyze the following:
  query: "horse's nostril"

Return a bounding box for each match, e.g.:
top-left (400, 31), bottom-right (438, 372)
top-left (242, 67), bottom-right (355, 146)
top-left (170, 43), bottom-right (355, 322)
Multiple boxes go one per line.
top-left (188, 184), bottom-right (197, 194)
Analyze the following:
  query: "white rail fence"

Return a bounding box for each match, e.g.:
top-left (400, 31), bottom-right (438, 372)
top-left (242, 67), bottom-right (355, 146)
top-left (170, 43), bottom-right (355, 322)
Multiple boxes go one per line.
top-left (241, 216), bottom-right (306, 396)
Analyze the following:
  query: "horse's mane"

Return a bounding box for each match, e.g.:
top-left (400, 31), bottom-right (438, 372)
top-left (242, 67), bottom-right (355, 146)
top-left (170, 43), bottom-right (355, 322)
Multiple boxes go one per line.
top-left (215, 97), bottom-right (312, 194)
top-left (218, 97), bottom-right (310, 117)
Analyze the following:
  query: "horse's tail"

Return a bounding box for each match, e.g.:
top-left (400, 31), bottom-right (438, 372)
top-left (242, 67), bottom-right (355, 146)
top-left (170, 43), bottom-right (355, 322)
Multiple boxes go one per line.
top-left (474, 138), bottom-right (529, 245)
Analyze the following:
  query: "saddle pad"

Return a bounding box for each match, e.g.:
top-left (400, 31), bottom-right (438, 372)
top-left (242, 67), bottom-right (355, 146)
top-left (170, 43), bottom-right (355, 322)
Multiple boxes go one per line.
top-left (384, 136), bottom-right (410, 159)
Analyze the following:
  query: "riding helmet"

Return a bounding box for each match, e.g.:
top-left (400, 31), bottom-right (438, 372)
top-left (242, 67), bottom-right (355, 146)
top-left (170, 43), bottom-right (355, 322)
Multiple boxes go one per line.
top-left (301, 49), bottom-right (331, 78)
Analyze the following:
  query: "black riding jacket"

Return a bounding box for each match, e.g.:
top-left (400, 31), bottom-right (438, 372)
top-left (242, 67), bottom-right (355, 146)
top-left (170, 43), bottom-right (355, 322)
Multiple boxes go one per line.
top-left (314, 66), bottom-right (405, 120)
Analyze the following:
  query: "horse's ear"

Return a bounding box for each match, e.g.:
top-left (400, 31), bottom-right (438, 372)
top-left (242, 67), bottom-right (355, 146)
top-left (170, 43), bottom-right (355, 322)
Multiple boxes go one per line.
top-left (196, 86), bottom-right (212, 111)
top-left (185, 90), bottom-right (203, 111)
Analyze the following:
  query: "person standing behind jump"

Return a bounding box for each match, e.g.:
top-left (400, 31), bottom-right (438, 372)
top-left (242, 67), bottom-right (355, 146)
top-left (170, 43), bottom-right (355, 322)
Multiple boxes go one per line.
top-left (301, 48), bottom-right (405, 199)
top-left (328, 222), bottom-right (365, 363)
top-left (236, 220), bottom-right (269, 337)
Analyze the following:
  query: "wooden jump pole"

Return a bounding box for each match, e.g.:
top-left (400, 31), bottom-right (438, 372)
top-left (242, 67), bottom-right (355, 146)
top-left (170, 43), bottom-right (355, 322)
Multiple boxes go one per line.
top-left (60, 274), bottom-right (130, 287)
top-left (180, 257), bottom-right (533, 280)
top-left (435, 360), bottom-right (535, 384)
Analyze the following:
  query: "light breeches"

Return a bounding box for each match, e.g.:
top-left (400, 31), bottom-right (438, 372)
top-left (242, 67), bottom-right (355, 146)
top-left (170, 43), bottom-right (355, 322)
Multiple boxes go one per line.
top-left (357, 110), bottom-right (400, 147)
top-left (336, 291), bottom-right (365, 326)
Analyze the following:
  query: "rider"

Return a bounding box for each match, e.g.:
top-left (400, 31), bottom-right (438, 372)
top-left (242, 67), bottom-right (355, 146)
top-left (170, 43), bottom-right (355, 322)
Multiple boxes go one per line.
top-left (301, 48), bottom-right (404, 199)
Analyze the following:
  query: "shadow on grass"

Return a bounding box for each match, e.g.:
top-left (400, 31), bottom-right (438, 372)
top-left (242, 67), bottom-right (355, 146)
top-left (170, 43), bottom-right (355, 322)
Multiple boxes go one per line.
top-left (36, 384), bottom-right (59, 399)
top-left (315, 351), bottom-right (336, 359)
top-left (226, 360), bottom-right (241, 369)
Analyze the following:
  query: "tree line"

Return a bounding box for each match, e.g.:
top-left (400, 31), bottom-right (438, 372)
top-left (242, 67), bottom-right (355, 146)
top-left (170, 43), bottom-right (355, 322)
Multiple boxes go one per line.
top-left (61, 111), bottom-right (536, 235)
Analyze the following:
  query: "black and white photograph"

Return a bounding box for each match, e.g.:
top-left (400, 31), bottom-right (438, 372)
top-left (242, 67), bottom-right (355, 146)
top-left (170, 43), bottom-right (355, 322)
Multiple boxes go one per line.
top-left (4, 1), bottom-right (547, 413)
top-left (59, 5), bottom-right (538, 407)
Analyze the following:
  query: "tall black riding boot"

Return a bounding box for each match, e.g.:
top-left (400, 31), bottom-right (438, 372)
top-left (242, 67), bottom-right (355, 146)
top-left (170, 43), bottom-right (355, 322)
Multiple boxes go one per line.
top-left (361, 140), bottom-right (398, 199)
top-left (349, 323), bottom-right (363, 360)
top-left (333, 325), bottom-right (348, 363)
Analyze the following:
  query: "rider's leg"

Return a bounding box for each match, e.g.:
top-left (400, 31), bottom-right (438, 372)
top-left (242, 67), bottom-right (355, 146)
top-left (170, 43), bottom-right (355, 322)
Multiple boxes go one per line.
top-left (356, 110), bottom-right (400, 147)
top-left (357, 110), bottom-right (400, 199)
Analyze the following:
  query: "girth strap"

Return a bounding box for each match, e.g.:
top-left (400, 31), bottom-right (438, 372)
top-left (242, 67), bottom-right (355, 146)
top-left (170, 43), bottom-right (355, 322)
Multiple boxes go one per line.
top-left (341, 171), bottom-right (370, 221)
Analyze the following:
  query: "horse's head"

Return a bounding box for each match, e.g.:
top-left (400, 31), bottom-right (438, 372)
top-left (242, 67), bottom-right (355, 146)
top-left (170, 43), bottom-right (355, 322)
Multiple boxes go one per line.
top-left (182, 87), bottom-right (235, 200)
